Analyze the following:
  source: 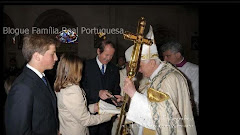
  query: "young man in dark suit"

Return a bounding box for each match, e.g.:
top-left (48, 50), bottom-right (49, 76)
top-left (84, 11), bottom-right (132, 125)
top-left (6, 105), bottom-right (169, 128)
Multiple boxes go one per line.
top-left (5, 34), bottom-right (60, 135)
top-left (82, 40), bottom-right (121, 135)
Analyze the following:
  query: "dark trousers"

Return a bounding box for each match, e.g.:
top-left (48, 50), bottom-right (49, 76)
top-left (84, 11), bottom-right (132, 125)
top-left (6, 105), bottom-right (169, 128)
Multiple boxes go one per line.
top-left (89, 120), bottom-right (113, 135)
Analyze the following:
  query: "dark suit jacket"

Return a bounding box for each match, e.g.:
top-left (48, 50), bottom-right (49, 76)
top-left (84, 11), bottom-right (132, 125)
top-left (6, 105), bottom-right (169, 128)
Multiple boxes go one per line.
top-left (81, 58), bottom-right (121, 105)
top-left (5, 66), bottom-right (58, 135)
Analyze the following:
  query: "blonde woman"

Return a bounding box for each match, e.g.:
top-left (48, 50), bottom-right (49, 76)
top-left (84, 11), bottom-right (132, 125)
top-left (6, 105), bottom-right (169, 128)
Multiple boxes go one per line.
top-left (54, 54), bottom-right (113, 135)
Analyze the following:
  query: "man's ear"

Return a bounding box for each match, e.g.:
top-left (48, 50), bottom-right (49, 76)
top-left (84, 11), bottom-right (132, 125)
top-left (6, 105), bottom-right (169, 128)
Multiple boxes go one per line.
top-left (32, 52), bottom-right (41, 61)
top-left (97, 48), bottom-right (100, 55)
top-left (175, 52), bottom-right (181, 58)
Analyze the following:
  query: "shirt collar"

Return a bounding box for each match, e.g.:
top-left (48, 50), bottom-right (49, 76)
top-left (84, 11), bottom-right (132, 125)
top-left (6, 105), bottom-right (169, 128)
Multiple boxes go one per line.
top-left (176, 57), bottom-right (187, 67)
top-left (26, 64), bottom-right (45, 78)
top-left (96, 56), bottom-right (106, 71)
top-left (149, 62), bottom-right (164, 81)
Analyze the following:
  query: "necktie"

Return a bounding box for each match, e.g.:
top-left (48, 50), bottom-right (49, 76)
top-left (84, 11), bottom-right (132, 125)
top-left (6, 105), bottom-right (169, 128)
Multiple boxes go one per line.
top-left (42, 76), bottom-right (48, 86)
top-left (101, 64), bottom-right (105, 75)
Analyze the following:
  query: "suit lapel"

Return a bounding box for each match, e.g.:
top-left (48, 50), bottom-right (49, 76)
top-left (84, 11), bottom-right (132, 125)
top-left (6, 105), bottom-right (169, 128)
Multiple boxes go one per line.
top-left (45, 77), bottom-right (56, 99)
top-left (24, 67), bottom-right (57, 117)
top-left (41, 75), bottom-right (58, 119)
top-left (24, 67), bottom-right (53, 99)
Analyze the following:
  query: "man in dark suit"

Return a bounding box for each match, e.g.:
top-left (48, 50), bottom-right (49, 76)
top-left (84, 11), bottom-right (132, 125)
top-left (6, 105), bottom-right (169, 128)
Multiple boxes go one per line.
top-left (82, 40), bottom-right (121, 135)
top-left (5, 34), bottom-right (60, 135)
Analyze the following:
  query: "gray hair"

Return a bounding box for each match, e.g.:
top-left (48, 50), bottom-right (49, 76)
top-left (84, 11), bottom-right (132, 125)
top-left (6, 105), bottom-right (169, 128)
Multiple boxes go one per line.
top-left (160, 41), bottom-right (184, 55)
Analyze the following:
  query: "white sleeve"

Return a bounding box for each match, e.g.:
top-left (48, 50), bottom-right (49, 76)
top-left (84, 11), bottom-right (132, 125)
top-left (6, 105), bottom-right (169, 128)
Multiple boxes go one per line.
top-left (126, 92), bottom-right (155, 130)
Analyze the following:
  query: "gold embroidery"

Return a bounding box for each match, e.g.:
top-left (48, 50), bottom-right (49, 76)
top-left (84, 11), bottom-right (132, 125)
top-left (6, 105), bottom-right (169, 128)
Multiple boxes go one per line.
top-left (147, 88), bottom-right (169, 102)
top-left (143, 127), bottom-right (156, 135)
top-left (141, 53), bottom-right (159, 60)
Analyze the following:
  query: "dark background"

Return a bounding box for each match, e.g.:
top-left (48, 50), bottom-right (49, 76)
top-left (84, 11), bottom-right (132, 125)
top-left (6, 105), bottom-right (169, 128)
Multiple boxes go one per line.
top-left (1, 1), bottom-right (240, 134)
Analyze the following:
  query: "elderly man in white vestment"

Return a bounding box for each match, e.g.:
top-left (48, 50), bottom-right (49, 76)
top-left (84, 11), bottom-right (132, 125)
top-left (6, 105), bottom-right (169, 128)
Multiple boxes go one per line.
top-left (123, 25), bottom-right (197, 135)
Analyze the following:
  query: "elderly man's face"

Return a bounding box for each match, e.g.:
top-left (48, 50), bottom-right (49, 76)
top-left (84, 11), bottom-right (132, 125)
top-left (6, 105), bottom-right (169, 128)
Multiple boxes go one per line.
top-left (138, 60), bottom-right (153, 78)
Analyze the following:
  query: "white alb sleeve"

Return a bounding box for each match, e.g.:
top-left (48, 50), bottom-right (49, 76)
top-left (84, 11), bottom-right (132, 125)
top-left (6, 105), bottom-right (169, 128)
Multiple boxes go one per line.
top-left (126, 92), bottom-right (155, 130)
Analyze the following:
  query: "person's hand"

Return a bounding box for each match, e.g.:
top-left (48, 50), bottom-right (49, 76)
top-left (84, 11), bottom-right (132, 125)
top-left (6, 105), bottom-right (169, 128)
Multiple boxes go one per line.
top-left (114, 95), bottom-right (123, 102)
top-left (123, 77), bottom-right (136, 98)
top-left (57, 130), bottom-right (62, 135)
top-left (111, 95), bottom-right (123, 106)
top-left (99, 90), bottom-right (112, 100)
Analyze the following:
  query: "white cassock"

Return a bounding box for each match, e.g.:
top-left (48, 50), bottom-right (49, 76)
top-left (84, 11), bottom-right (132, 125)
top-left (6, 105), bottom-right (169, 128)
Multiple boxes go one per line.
top-left (126, 62), bottom-right (197, 135)
top-left (177, 61), bottom-right (199, 115)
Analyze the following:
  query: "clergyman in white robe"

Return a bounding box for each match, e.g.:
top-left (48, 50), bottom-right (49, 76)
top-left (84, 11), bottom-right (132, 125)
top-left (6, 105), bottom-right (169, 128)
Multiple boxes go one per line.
top-left (126, 62), bottom-right (197, 135)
